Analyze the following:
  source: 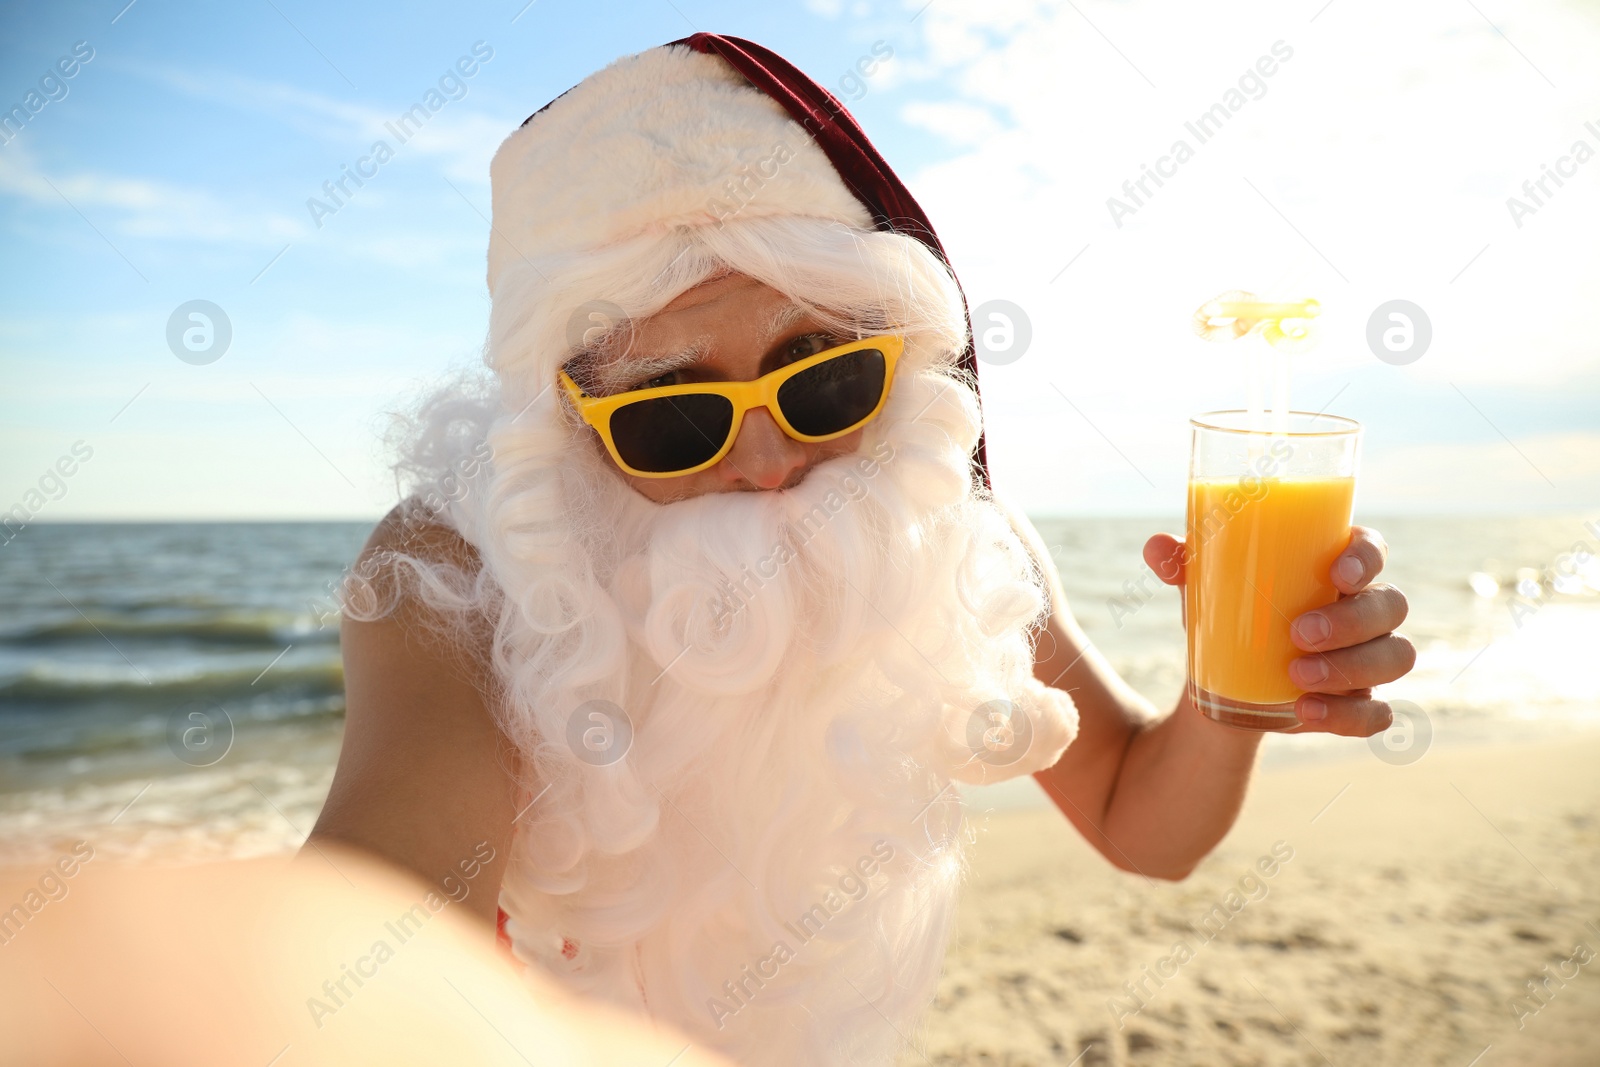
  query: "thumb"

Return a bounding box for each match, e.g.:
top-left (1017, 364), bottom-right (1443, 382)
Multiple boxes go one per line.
top-left (1143, 533), bottom-right (1186, 587)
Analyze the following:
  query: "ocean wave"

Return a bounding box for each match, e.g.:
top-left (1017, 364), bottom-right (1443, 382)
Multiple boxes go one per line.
top-left (0, 614), bottom-right (340, 648)
top-left (7, 695), bottom-right (347, 763)
top-left (0, 661), bottom-right (345, 710)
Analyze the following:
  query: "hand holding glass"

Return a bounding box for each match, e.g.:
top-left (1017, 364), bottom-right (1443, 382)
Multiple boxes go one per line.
top-left (1184, 410), bottom-right (1362, 731)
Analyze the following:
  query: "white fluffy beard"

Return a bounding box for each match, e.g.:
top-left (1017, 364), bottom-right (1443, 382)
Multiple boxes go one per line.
top-left (494, 373), bottom-right (1078, 1066)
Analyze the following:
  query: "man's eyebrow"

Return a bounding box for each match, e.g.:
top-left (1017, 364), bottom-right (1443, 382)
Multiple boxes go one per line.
top-left (760, 301), bottom-right (810, 340)
top-left (581, 337), bottom-right (711, 395)
top-left (571, 302), bottom-right (827, 395)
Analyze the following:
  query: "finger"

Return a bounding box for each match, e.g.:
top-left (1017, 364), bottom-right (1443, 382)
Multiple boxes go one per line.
top-left (1291, 583), bottom-right (1410, 652)
top-left (1143, 534), bottom-right (1186, 586)
top-left (1290, 632), bottom-right (1417, 693)
top-left (1332, 526), bottom-right (1389, 595)
top-left (1294, 691), bottom-right (1393, 737)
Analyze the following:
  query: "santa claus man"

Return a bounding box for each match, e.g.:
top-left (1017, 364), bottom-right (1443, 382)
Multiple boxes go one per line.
top-left (310, 34), bottom-right (1414, 1066)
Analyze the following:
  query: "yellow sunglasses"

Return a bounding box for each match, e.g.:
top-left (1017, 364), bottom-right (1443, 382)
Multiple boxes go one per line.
top-left (559, 335), bottom-right (904, 478)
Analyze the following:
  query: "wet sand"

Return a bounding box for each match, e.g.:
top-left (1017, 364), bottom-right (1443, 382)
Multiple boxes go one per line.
top-left (907, 734), bottom-right (1600, 1066)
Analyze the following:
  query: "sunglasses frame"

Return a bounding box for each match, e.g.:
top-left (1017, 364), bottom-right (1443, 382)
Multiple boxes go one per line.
top-left (558, 334), bottom-right (904, 479)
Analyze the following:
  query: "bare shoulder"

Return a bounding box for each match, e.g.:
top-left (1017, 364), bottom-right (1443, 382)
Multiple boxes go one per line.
top-left (356, 502), bottom-right (483, 601)
top-left (346, 502), bottom-right (492, 659)
top-left (338, 498), bottom-right (497, 728)
top-left (362, 500), bottom-right (482, 568)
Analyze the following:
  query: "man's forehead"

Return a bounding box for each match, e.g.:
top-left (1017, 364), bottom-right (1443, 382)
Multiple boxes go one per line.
top-left (585, 299), bottom-right (812, 364)
top-left (640, 283), bottom-right (810, 341)
top-left (569, 297), bottom-right (821, 388)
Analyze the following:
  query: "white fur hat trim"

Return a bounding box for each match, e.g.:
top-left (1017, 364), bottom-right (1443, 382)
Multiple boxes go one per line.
top-left (486, 44), bottom-right (874, 293)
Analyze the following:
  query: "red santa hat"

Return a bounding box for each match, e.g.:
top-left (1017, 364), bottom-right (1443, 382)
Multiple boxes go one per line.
top-left (487, 32), bottom-right (990, 488)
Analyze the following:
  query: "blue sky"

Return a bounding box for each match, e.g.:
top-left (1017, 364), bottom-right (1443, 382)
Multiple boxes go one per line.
top-left (3, 0), bottom-right (1598, 520)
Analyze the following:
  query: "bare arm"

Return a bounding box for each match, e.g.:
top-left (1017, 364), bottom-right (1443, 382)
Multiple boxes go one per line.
top-left (997, 496), bottom-right (1411, 880)
top-left (308, 506), bottom-right (521, 929)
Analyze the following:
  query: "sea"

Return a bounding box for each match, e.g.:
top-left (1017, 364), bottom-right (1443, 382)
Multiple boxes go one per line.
top-left (2, 514), bottom-right (1597, 863)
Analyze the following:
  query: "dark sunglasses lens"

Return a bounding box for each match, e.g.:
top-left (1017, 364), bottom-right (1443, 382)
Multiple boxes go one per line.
top-left (776, 349), bottom-right (887, 437)
top-left (609, 393), bottom-right (735, 473)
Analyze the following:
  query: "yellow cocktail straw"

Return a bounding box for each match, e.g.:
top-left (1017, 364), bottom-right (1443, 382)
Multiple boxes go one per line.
top-left (1206, 299), bottom-right (1321, 322)
top-left (1193, 293), bottom-right (1320, 346)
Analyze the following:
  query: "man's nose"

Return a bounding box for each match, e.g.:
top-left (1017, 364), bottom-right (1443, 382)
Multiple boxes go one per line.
top-left (722, 405), bottom-right (807, 490)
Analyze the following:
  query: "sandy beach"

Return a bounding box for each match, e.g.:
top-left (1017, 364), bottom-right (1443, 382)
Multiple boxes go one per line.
top-left (907, 734), bottom-right (1600, 1067)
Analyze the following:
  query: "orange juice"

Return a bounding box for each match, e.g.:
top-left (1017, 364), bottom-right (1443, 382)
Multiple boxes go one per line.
top-left (1185, 476), bottom-right (1354, 707)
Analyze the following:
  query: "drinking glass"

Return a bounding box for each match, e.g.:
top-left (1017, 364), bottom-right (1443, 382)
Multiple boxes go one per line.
top-left (1185, 410), bottom-right (1362, 731)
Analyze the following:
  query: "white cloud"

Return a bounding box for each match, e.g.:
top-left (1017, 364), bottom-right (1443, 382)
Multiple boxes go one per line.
top-left (121, 61), bottom-right (509, 186)
top-left (0, 136), bottom-right (491, 271)
top-left (885, 0), bottom-right (1600, 512)
top-left (0, 141), bottom-right (301, 246)
top-left (123, 63), bottom-right (390, 143)
top-left (0, 63), bottom-right (516, 259)
top-left (900, 100), bottom-right (1004, 146)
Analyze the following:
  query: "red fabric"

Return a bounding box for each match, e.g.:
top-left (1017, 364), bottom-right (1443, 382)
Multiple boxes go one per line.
top-left (521, 34), bottom-right (990, 490)
top-left (495, 905), bottom-right (578, 967)
top-left (495, 905), bottom-right (512, 950)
